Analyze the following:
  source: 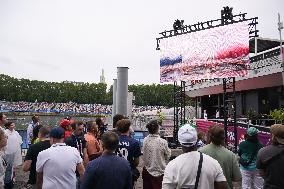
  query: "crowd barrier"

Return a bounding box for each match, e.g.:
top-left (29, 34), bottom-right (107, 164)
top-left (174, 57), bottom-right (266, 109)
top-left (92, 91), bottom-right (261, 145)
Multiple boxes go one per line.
top-left (197, 120), bottom-right (271, 146)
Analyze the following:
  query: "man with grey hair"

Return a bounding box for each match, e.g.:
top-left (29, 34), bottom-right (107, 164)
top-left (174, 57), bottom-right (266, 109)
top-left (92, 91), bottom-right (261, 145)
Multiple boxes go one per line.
top-left (81, 131), bottom-right (132, 189)
top-left (162, 124), bottom-right (227, 189)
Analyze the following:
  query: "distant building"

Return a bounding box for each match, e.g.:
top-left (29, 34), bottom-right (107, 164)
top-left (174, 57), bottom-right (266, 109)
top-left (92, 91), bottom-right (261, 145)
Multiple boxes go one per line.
top-left (100, 69), bottom-right (106, 84)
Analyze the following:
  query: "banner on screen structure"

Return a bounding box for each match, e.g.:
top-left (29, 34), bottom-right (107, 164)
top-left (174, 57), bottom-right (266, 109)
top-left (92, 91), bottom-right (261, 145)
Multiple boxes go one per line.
top-left (196, 120), bottom-right (271, 147)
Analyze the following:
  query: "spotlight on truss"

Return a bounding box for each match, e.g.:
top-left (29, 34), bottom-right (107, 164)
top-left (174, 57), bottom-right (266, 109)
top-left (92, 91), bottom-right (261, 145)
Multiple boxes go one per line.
top-left (173, 19), bottom-right (184, 32)
top-left (221, 6), bottom-right (234, 24)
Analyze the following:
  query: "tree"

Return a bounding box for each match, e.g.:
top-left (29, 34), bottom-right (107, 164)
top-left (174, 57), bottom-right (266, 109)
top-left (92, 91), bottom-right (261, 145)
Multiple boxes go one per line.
top-left (0, 74), bottom-right (175, 107)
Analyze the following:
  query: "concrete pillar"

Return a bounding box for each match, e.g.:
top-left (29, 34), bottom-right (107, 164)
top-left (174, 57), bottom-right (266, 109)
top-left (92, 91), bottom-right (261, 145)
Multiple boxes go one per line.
top-left (116, 67), bottom-right (128, 116)
top-left (112, 79), bottom-right (117, 118)
top-left (127, 92), bottom-right (133, 119)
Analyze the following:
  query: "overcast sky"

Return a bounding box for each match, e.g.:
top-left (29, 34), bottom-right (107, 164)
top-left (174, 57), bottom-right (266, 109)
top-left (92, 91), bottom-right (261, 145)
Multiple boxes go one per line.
top-left (0, 0), bottom-right (283, 86)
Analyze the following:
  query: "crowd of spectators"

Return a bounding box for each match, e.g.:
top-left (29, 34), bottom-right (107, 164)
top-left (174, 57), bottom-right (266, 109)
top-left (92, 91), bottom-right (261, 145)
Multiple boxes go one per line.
top-left (0, 101), bottom-right (112, 115)
top-left (0, 101), bottom-right (166, 115)
top-left (132, 105), bottom-right (167, 114)
top-left (0, 112), bottom-right (284, 189)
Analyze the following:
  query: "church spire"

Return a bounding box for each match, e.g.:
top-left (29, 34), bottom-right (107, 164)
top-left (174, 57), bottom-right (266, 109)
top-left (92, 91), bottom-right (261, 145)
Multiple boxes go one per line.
top-left (100, 69), bottom-right (106, 84)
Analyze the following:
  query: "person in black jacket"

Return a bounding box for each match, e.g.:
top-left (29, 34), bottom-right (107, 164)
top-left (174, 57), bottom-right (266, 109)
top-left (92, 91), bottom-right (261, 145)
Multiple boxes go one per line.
top-left (257, 124), bottom-right (284, 189)
top-left (65, 121), bottom-right (89, 166)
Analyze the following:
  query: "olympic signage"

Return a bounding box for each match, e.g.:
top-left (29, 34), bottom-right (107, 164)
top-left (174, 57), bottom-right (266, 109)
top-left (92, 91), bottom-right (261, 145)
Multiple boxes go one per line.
top-left (196, 120), bottom-right (271, 147)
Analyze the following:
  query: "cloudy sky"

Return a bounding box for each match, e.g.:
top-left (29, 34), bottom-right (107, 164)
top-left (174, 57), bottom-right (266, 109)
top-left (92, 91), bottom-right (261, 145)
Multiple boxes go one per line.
top-left (0, 0), bottom-right (283, 86)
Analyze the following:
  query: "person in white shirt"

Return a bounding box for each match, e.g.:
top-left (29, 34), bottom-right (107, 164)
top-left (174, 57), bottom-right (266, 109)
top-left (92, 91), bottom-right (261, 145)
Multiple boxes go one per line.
top-left (5, 122), bottom-right (22, 167)
top-left (162, 124), bottom-right (227, 189)
top-left (216, 109), bottom-right (220, 119)
top-left (4, 122), bottom-right (22, 188)
top-left (142, 119), bottom-right (171, 189)
top-left (203, 110), bottom-right (208, 120)
top-left (36, 127), bottom-right (85, 189)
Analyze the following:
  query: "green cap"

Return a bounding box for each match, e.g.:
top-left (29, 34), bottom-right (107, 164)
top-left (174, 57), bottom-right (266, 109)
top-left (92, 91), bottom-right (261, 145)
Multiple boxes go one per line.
top-left (247, 127), bottom-right (258, 136)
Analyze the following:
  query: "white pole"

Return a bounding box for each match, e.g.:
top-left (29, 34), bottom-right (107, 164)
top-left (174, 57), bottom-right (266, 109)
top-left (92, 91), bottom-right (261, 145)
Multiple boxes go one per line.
top-left (278, 13), bottom-right (283, 67)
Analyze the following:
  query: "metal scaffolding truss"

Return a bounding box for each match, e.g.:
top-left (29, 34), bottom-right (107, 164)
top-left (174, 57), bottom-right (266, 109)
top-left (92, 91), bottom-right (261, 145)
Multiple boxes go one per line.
top-left (157, 7), bottom-right (259, 148)
top-left (156, 12), bottom-right (258, 50)
top-left (223, 77), bottom-right (237, 152)
top-left (173, 81), bottom-right (186, 143)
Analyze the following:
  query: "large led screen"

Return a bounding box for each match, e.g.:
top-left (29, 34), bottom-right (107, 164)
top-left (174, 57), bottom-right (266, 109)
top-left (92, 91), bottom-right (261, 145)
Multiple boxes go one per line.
top-left (160, 22), bottom-right (250, 82)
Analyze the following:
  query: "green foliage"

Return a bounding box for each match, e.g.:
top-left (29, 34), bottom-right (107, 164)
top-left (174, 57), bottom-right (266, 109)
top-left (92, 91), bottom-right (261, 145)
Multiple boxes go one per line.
top-left (0, 74), bottom-right (107, 104)
top-left (269, 108), bottom-right (284, 123)
top-left (157, 111), bottom-right (165, 123)
top-left (0, 74), bottom-right (174, 106)
top-left (128, 84), bottom-right (174, 107)
top-left (246, 109), bottom-right (257, 120)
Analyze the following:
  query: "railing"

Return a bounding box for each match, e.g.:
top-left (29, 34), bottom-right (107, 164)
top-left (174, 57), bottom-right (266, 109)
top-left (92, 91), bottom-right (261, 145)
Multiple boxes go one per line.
top-left (249, 48), bottom-right (281, 63)
top-left (208, 119), bottom-right (271, 132)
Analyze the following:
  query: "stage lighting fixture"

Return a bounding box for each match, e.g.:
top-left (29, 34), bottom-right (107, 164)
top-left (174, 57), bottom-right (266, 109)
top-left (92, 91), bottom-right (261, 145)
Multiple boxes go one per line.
top-left (221, 6), bottom-right (233, 23)
top-left (173, 19), bottom-right (184, 32)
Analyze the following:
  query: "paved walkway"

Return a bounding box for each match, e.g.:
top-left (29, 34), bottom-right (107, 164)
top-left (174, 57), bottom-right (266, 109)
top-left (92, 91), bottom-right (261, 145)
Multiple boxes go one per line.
top-left (14, 149), bottom-right (241, 189)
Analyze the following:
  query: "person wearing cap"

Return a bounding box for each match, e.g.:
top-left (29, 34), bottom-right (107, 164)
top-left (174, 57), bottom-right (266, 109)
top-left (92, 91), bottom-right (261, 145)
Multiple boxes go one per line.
top-left (80, 131), bottom-right (132, 189)
top-left (36, 127), bottom-right (85, 189)
top-left (23, 126), bottom-right (51, 189)
top-left (199, 125), bottom-right (242, 189)
top-left (162, 124), bottom-right (227, 189)
top-left (142, 119), bottom-right (171, 189)
top-left (238, 127), bottom-right (263, 189)
top-left (256, 124), bottom-right (284, 189)
top-left (59, 119), bottom-right (73, 139)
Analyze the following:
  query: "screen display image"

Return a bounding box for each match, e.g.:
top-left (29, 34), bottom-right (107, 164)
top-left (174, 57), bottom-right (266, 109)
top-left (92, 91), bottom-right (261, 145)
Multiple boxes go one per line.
top-left (159, 21), bottom-right (250, 82)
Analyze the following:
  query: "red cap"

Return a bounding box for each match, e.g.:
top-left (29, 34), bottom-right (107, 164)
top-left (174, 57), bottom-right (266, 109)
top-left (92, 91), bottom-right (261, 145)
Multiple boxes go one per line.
top-left (60, 119), bottom-right (72, 129)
